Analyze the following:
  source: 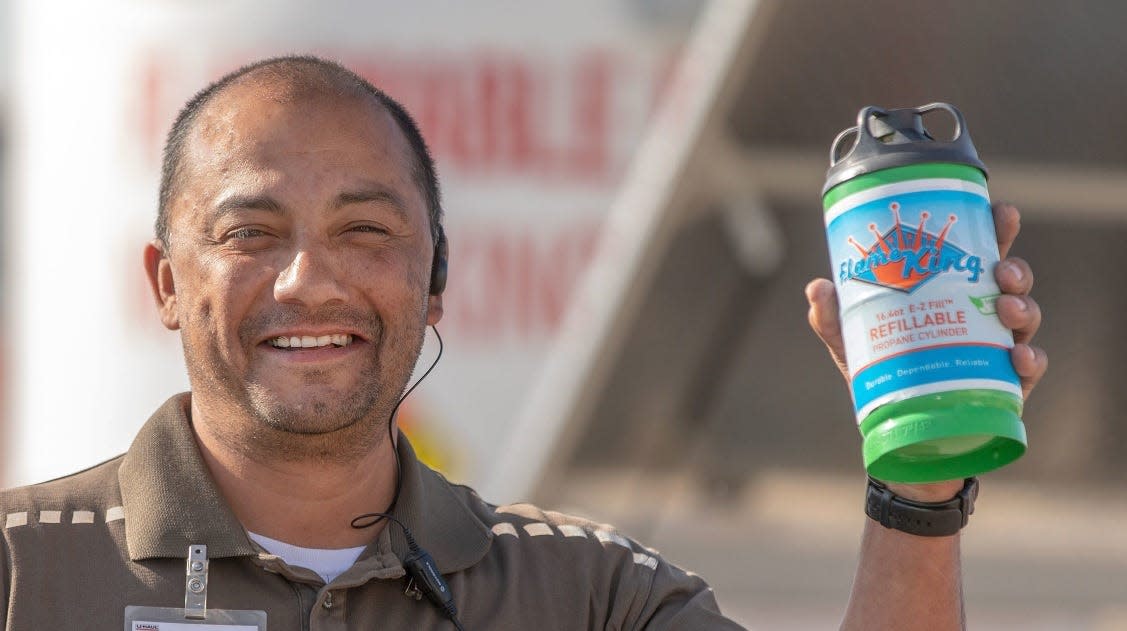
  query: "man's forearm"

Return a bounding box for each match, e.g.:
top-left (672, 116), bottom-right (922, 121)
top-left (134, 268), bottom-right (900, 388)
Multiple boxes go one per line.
top-left (841, 521), bottom-right (964, 630)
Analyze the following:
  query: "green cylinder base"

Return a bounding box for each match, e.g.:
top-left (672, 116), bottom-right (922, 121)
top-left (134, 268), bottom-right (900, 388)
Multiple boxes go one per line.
top-left (859, 389), bottom-right (1026, 483)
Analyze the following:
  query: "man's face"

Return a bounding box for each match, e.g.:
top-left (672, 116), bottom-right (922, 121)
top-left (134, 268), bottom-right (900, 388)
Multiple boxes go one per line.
top-left (152, 83), bottom-right (441, 445)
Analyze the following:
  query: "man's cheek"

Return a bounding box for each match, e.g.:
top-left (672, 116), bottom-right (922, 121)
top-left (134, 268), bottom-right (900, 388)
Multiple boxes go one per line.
top-left (176, 294), bottom-right (214, 328)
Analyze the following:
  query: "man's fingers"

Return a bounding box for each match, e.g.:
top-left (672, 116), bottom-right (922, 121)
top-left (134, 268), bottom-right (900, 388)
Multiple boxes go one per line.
top-left (805, 278), bottom-right (850, 380)
top-left (995, 257), bottom-right (1034, 295)
top-left (993, 202), bottom-right (1021, 259)
top-left (804, 278), bottom-right (840, 347)
top-left (1011, 343), bottom-right (1048, 400)
top-left (994, 256), bottom-right (1039, 344)
top-left (990, 209), bottom-right (1046, 397)
top-left (996, 293), bottom-right (1042, 346)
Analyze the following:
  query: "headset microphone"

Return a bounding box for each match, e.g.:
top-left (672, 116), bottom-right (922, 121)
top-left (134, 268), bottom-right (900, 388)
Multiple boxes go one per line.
top-left (352, 223), bottom-right (461, 628)
top-left (351, 323), bottom-right (465, 630)
top-left (352, 509), bottom-right (464, 631)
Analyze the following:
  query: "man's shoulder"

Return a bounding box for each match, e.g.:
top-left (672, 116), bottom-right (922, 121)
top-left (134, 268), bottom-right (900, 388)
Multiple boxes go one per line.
top-left (435, 477), bottom-right (737, 628)
top-left (0, 454), bottom-right (126, 520)
top-left (435, 473), bottom-right (624, 533)
top-left (437, 475), bottom-right (661, 570)
top-left (482, 499), bottom-right (627, 541)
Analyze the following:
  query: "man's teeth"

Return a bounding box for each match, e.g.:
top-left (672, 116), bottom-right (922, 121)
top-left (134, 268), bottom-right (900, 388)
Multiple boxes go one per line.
top-left (269, 334), bottom-right (353, 348)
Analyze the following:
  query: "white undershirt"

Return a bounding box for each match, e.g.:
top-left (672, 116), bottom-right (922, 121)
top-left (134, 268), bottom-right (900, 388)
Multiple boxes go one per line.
top-left (248, 531), bottom-right (367, 584)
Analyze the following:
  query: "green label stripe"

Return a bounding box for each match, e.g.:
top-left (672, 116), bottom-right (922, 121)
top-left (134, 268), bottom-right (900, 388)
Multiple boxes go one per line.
top-left (823, 163), bottom-right (986, 211)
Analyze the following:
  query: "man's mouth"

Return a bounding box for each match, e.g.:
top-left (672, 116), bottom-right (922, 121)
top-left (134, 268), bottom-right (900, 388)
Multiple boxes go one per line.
top-left (268, 334), bottom-right (355, 349)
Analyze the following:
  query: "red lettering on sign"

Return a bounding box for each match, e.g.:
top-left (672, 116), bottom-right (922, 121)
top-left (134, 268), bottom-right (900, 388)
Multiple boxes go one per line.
top-left (132, 50), bottom-right (640, 184)
top-left (444, 221), bottom-right (599, 343)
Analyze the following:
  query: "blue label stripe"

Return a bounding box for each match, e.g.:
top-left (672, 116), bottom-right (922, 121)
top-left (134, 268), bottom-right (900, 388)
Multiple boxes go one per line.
top-left (851, 345), bottom-right (1019, 412)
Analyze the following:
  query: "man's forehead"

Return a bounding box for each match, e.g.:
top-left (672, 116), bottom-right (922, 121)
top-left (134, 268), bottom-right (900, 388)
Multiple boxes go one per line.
top-left (194, 76), bottom-right (395, 144)
top-left (176, 80), bottom-right (418, 195)
top-left (167, 78), bottom-right (423, 223)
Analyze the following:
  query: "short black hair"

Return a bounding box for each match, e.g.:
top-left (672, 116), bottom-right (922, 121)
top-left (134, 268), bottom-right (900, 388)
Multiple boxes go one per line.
top-left (155, 55), bottom-right (442, 247)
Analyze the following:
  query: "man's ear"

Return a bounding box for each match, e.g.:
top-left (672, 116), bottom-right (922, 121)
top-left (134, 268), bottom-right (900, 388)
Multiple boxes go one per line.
top-left (144, 240), bottom-right (180, 330)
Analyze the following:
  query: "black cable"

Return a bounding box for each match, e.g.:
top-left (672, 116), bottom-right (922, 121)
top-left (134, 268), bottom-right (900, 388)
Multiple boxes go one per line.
top-left (350, 327), bottom-right (465, 630)
top-left (351, 326), bottom-right (444, 526)
top-left (351, 510), bottom-right (464, 627)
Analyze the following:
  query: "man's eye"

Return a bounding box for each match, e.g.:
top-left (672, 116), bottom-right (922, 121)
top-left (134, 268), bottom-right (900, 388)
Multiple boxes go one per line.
top-left (348, 225), bottom-right (387, 234)
top-left (230, 227), bottom-right (266, 240)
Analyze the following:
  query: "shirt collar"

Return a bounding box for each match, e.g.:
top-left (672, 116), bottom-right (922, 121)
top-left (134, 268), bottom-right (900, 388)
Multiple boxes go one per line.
top-left (379, 426), bottom-right (493, 574)
top-left (119, 393), bottom-right (492, 573)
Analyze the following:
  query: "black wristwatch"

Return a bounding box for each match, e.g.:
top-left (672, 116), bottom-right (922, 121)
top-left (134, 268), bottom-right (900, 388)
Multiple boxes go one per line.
top-left (865, 476), bottom-right (978, 537)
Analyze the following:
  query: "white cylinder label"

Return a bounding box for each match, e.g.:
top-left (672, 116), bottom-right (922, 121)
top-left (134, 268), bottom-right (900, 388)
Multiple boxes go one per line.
top-left (824, 177), bottom-right (1022, 423)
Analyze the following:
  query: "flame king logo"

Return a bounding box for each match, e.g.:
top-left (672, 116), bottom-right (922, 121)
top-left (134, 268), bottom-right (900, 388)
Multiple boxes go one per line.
top-left (839, 202), bottom-right (984, 293)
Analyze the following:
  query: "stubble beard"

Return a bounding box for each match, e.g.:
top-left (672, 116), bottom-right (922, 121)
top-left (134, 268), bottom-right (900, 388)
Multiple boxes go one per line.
top-left (184, 302), bottom-right (429, 464)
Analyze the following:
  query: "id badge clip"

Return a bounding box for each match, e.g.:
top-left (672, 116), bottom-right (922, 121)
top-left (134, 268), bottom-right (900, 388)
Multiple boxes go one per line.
top-left (124, 545), bottom-right (268, 631)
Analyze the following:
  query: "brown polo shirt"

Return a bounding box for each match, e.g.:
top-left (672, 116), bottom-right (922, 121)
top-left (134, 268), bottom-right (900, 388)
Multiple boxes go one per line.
top-left (0, 394), bottom-right (743, 630)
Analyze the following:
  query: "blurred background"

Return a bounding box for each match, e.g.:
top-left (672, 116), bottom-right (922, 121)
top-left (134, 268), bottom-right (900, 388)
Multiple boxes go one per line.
top-left (3, 0), bottom-right (1126, 628)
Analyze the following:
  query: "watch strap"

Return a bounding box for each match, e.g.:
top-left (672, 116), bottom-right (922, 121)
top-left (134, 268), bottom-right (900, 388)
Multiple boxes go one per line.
top-left (865, 476), bottom-right (978, 537)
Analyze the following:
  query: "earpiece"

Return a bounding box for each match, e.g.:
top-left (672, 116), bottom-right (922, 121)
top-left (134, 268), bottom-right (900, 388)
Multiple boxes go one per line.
top-left (429, 226), bottom-right (448, 296)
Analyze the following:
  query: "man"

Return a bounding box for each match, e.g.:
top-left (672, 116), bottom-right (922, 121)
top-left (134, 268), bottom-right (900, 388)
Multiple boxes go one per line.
top-left (0, 56), bottom-right (1046, 629)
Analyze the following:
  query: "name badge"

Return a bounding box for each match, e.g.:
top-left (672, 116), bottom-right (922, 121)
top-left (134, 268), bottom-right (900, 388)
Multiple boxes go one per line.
top-left (125, 545), bottom-right (266, 631)
top-left (124, 607), bottom-right (266, 631)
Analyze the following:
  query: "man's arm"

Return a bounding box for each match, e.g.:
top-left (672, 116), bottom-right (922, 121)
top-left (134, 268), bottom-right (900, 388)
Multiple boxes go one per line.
top-left (806, 203), bottom-right (1047, 630)
top-left (840, 480), bottom-right (966, 630)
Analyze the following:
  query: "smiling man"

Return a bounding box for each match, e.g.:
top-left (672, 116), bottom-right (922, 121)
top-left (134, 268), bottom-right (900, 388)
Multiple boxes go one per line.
top-left (148, 65), bottom-right (442, 551)
top-left (0, 56), bottom-right (1046, 630)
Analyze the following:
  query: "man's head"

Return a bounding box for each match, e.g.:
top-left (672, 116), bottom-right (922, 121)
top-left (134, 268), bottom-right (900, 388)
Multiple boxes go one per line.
top-left (156, 56), bottom-right (443, 250)
top-left (144, 56), bottom-right (445, 461)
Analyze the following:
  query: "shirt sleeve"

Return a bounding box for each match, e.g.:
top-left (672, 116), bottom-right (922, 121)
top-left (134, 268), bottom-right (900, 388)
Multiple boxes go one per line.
top-left (1, 529), bottom-right (9, 628)
top-left (629, 553), bottom-right (747, 631)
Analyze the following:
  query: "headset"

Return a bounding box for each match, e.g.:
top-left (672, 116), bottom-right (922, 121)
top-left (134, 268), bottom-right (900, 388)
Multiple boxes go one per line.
top-left (429, 225), bottom-right (448, 296)
top-left (352, 223), bottom-right (465, 630)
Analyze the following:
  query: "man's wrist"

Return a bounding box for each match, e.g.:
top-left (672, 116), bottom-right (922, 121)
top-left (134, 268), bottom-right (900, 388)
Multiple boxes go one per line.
top-left (865, 477), bottom-right (978, 537)
top-left (884, 479), bottom-right (966, 503)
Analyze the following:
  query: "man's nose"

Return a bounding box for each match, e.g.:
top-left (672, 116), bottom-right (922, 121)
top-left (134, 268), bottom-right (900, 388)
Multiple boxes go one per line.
top-left (274, 248), bottom-right (349, 307)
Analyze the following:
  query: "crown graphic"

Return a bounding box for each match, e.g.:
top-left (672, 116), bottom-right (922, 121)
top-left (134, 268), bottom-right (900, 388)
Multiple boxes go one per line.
top-left (840, 202), bottom-right (974, 293)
